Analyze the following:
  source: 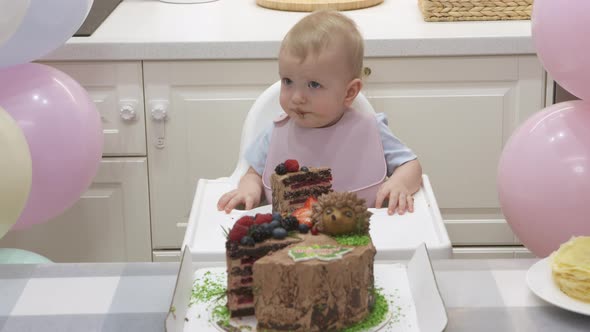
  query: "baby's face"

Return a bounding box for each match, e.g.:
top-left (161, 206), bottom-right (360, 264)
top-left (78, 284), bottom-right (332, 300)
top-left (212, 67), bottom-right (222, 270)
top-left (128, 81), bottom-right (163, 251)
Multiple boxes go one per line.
top-left (278, 44), bottom-right (355, 128)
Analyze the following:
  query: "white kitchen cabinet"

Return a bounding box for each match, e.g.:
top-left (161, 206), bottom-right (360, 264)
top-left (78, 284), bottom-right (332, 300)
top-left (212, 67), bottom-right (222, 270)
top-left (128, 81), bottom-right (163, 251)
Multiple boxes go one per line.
top-left (143, 60), bottom-right (278, 249)
top-left (362, 55), bottom-right (546, 247)
top-left (0, 61), bottom-right (152, 262)
top-left (0, 158), bottom-right (152, 262)
top-left (41, 61), bottom-right (147, 157)
top-left (143, 56), bottom-right (545, 251)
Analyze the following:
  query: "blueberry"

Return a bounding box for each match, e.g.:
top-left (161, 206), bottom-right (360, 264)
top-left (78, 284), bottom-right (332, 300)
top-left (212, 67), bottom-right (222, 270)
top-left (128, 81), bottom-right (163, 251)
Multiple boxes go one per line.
top-left (275, 163), bottom-right (287, 175)
top-left (240, 236), bottom-right (255, 246)
top-left (269, 220), bottom-right (281, 229)
top-left (300, 166), bottom-right (309, 172)
top-left (272, 227), bottom-right (288, 240)
top-left (272, 212), bottom-right (282, 221)
top-left (298, 223), bottom-right (309, 234)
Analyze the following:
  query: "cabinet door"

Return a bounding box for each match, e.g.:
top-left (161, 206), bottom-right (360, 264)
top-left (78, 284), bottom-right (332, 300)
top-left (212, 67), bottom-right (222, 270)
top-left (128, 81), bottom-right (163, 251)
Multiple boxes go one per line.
top-left (144, 60), bottom-right (277, 249)
top-left (362, 55), bottom-right (545, 246)
top-left (40, 61), bottom-right (146, 156)
top-left (0, 158), bottom-right (152, 262)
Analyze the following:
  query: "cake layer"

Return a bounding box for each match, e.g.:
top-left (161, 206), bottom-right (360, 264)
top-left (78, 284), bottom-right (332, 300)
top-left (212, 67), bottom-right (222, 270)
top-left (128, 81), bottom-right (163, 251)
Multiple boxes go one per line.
top-left (226, 237), bottom-right (303, 317)
top-left (271, 167), bottom-right (332, 214)
top-left (253, 233), bottom-right (376, 332)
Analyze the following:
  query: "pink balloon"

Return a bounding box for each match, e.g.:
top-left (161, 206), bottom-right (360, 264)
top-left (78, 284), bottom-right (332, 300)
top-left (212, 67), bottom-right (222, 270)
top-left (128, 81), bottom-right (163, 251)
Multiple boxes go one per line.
top-left (532, 0), bottom-right (590, 100)
top-left (498, 100), bottom-right (590, 258)
top-left (0, 63), bottom-right (103, 229)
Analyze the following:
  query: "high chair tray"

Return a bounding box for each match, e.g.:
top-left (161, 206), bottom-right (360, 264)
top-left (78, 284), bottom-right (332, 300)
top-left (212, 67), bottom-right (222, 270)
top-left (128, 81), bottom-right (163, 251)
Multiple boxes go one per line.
top-left (183, 174), bottom-right (452, 261)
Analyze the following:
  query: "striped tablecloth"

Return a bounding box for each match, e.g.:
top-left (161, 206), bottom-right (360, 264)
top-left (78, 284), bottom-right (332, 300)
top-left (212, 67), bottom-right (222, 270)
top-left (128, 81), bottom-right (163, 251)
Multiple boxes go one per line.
top-left (1, 259), bottom-right (590, 331)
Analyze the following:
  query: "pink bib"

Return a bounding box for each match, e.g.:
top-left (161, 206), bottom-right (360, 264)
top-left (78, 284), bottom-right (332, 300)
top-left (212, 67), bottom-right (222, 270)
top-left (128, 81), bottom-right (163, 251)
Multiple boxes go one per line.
top-left (262, 109), bottom-right (386, 207)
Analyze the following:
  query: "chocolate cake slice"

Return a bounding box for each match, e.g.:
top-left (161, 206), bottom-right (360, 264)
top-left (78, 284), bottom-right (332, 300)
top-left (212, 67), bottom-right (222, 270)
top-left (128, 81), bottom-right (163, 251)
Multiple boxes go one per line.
top-left (225, 237), bottom-right (302, 317)
top-left (271, 167), bottom-right (332, 214)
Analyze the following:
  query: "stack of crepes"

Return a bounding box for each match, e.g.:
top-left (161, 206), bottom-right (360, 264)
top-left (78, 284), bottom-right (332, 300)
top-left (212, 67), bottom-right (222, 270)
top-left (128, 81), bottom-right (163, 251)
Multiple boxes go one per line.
top-left (551, 236), bottom-right (590, 302)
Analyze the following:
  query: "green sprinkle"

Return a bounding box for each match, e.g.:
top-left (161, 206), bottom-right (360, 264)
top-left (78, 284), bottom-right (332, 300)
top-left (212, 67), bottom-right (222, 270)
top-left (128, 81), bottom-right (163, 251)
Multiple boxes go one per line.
top-left (341, 289), bottom-right (389, 332)
top-left (333, 234), bottom-right (370, 246)
top-left (190, 271), bottom-right (226, 306)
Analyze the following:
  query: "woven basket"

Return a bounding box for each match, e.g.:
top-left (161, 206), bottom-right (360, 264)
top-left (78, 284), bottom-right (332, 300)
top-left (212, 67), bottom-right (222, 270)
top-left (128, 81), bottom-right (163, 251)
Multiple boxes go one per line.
top-left (418, 0), bottom-right (533, 22)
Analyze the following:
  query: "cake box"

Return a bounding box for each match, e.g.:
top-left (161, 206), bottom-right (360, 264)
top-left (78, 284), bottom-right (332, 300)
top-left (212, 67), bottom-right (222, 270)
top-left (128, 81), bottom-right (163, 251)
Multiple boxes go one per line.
top-left (165, 243), bottom-right (448, 332)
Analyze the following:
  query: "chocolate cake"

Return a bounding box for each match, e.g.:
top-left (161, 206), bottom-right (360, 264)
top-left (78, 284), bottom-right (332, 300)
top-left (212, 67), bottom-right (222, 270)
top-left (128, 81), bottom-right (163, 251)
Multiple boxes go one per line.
top-left (253, 233), bottom-right (376, 332)
top-left (224, 191), bottom-right (376, 331)
top-left (271, 166), bottom-right (333, 214)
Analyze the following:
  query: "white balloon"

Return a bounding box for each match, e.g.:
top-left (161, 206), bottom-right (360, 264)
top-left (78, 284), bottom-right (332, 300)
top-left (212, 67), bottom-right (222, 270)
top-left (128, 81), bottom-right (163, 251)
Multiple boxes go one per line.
top-left (0, 0), bottom-right (30, 47)
top-left (0, 0), bottom-right (94, 68)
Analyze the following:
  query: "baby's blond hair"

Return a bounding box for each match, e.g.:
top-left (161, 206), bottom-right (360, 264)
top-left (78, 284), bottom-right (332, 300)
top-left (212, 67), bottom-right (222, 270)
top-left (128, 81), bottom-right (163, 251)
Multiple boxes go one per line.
top-left (280, 10), bottom-right (364, 79)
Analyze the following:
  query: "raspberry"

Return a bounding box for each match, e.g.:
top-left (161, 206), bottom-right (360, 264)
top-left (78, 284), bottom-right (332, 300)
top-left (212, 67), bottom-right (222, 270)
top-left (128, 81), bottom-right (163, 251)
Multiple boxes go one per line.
top-left (275, 163), bottom-right (287, 175)
top-left (311, 225), bottom-right (319, 236)
top-left (229, 224), bottom-right (249, 242)
top-left (236, 216), bottom-right (255, 227)
top-left (254, 213), bottom-right (273, 225)
top-left (284, 159), bottom-right (299, 172)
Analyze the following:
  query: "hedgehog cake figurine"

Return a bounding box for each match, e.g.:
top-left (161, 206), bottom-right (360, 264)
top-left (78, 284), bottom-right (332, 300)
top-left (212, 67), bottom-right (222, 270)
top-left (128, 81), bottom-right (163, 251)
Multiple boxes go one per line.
top-left (311, 191), bottom-right (372, 236)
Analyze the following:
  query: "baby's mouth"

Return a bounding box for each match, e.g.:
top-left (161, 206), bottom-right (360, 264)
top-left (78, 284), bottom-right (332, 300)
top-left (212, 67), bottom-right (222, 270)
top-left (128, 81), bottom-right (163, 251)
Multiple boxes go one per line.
top-left (294, 110), bottom-right (307, 118)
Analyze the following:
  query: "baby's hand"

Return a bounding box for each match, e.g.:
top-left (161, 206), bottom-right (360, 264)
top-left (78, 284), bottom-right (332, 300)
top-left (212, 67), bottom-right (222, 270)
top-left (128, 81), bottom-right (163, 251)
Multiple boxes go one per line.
top-left (217, 189), bottom-right (261, 214)
top-left (375, 181), bottom-right (415, 216)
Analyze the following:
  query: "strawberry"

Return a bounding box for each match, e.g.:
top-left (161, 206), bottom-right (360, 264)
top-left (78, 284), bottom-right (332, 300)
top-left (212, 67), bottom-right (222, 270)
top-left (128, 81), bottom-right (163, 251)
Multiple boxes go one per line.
top-left (284, 159), bottom-right (299, 172)
top-left (304, 196), bottom-right (317, 209)
top-left (292, 206), bottom-right (313, 228)
top-left (292, 196), bottom-right (317, 228)
top-left (236, 216), bottom-right (255, 228)
top-left (254, 213), bottom-right (273, 225)
top-left (228, 224), bottom-right (249, 242)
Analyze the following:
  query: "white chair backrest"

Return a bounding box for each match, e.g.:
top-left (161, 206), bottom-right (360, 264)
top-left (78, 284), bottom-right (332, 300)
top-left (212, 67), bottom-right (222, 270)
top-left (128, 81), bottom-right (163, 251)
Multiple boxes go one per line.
top-left (228, 80), bottom-right (376, 185)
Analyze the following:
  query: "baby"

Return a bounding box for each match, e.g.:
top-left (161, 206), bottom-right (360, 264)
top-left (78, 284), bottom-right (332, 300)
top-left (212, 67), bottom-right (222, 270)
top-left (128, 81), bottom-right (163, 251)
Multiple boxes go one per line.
top-left (218, 10), bottom-right (422, 216)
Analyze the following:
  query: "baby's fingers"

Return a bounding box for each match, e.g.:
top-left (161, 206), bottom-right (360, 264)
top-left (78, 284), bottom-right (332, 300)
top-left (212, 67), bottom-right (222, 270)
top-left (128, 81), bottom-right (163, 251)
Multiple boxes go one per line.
top-left (397, 193), bottom-right (408, 215)
top-left (387, 192), bottom-right (399, 215)
top-left (224, 194), bottom-right (244, 214)
top-left (407, 195), bottom-right (415, 213)
top-left (217, 190), bottom-right (237, 211)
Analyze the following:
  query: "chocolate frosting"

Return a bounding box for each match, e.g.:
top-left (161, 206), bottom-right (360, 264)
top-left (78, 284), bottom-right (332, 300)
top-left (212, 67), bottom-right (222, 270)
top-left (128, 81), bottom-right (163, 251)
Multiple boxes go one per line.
top-left (253, 233), bottom-right (376, 332)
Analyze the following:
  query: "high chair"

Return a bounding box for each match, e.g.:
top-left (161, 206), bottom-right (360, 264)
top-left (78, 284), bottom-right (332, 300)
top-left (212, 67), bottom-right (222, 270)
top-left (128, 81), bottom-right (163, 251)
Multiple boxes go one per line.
top-left (183, 81), bottom-right (452, 261)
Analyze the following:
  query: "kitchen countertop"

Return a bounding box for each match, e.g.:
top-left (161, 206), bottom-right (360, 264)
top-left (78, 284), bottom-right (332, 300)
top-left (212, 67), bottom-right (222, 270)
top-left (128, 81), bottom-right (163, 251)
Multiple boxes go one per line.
top-left (2, 259), bottom-right (590, 331)
top-left (42, 0), bottom-right (535, 61)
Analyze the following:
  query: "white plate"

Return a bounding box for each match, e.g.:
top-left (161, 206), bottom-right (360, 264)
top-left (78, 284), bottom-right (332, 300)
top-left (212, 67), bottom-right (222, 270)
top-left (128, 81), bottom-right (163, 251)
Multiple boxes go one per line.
top-left (526, 257), bottom-right (590, 316)
top-left (186, 264), bottom-right (420, 332)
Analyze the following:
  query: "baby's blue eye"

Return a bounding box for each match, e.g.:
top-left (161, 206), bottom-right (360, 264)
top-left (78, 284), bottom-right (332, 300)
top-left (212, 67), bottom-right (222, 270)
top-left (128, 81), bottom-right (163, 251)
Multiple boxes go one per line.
top-left (282, 78), bottom-right (292, 85)
top-left (308, 81), bottom-right (321, 89)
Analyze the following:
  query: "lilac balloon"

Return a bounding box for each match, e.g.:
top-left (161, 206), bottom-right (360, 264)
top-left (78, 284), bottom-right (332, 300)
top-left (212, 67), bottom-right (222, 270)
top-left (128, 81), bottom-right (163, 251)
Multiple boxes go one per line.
top-left (498, 100), bottom-right (590, 258)
top-left (0, 63), bottom-right (103, 229)
top-left (532, 0), bottom-right (590, 100)
top-left (0, 0), bottom-right (93, 68)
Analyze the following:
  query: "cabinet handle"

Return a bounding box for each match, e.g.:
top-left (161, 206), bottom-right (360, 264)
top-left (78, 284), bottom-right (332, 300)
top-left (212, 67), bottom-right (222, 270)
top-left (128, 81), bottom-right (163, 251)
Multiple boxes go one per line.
top-left (149, 100), bottom-right (169, 149)
top-left (120, 104), bottom-right (136, 121)
top-left (363, 67), bottom-right (372, 77)
top-left (119, 100), bottom-right (139, 121)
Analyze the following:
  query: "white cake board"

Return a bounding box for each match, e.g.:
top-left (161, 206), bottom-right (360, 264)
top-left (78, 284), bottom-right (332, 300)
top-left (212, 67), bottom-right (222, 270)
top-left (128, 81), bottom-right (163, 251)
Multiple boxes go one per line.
top-left (166, 244), bottom-right (448, 332)
top-left (182, 174), bottom-right (452, 261)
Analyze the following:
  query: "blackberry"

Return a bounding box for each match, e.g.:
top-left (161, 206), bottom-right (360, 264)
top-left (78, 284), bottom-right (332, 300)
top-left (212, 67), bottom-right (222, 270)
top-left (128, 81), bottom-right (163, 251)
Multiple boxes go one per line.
top-left (281, 216), bottom-right (299, 232)
top-left (272, 227), bottom-right (288, 240)
top-left (275, 163), bottom-right (287, 175)
top-left (240, 236), bottom-right (255, 247)
top-left (300, 166), bottom-right (309, 172)
top-left (250, 225), bottom-right (271, 242)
